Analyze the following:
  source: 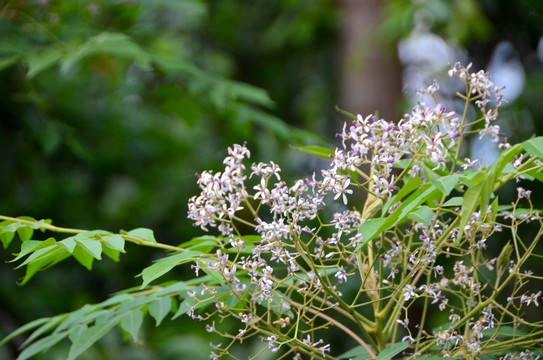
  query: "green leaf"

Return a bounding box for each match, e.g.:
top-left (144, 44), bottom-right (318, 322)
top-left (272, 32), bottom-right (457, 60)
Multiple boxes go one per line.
top-left (101, 235), bottom-right (125, 252)
top-left (357, 183), bottom-right (439, 250)
top-left (0, 317), bottom-right (50, 347)
top-left (430, 174), bottom-right (459, 196)
top-left (443, 197), bottom-right (463, 207)
top-left (18, 331), bottom-right (70, 360)
top-left (382, 176), bottom-right (421, 214)
top-left (17, 226), bottom-right (34, 242)
top-left (375, 341), bottom-right (409, 360)
top-left (19, 249), bottom-right (70, 285)
top-left (522, 136), bottom-right (543, 159)
top-left (140, 251), bottom-right (200, 288)
top-left (357, 218), bottom-right (386, 249)
top-left (523, 167), bottom-right (543, 182)
top-left (180, 235), bottom-right (218, 253)
top-left (68, 325), bottom-right (88, 344)
top-left (154, 281), bottom-right (188, 297)
top-left (148, 297), bottom-right (172, 326)
top-left (0, 231), bottom-right (15, 249)
top-left (337, 345), bottom-right (370, 359)
top-left (58, 237), bottom-right (77, 253)
top-left (10, 238), bottom-right (56, 262)
top-left (459, 169), bottom-right (488, 187)
top-left (485, 142), bottom-right (523, 194)
top-left (98, 294), bottom-right (133, 308)
top-left (61, 32), bottom-right (152, 74)
top-left (54, 304), bottom-right (95, 334)
top-left (238, 105), bottom-right (292, 139)
top-left (482, 325), bottom-right (526, 339)
top-left (200, 261), bottom-right (225, 286)
top-left (172, 300), bottom-right (192, 320)
top-left (22, 315), bottom-right (66, 348)
top-left (296, 145), bottom-right (334, 160)
top-left (118, 296), bottom-right (156, 314)
top-left (15, 244), bottom-right (64, 268)
top-left (75, 239), bottom-right (102, 260)
top-left (389, 183), bottom-right (438, 226)
top-left (0, 54), bottom-right (18, 71)
top-left (458, 180), bottom-right (485, 242)
top-left (408, 205), bottom-right (434, 225)
top-left (26, 48), bottom-right (63, 79)
top-left (487, 196), bottom-right (500, 224)
top-left (120, 309), bottom-right (143, 342)
top-left (67, 319), bottom-right (119, 360)
top-left (72, 246), bottom-right (94, 270)
top-left (102, 246), bottom-right (120, 262)
top-left (127, 228), bottom-right (157, 244)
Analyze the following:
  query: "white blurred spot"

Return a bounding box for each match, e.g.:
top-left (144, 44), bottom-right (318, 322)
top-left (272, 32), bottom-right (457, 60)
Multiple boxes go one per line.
top-left (488, 41), bottom-right (525, 105)
top-left (537, 37), bottom-right (543, 62)
top-left (470, 136), bottom-right (500, 167)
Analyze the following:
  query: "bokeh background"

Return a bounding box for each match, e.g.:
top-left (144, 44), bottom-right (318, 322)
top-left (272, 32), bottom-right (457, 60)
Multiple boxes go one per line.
top-left (1, 0), bottom-right (542, 358)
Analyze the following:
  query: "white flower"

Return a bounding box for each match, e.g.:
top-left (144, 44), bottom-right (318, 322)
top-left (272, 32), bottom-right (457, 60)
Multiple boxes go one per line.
top-left (517, 187), bottom-right (532, 199)
top-left (334, 266), bottom-right (347, 283)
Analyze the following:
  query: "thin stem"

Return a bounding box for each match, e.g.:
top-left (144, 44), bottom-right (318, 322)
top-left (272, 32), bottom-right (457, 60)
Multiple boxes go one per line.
top-left (0, 215), bottom-right (185, 253)
top-left (289, 300), bottom-right (376, 359)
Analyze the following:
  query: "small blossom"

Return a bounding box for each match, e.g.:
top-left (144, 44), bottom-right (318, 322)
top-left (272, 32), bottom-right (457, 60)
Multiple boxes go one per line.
top-left (517, 187), bottom-right (532, 199)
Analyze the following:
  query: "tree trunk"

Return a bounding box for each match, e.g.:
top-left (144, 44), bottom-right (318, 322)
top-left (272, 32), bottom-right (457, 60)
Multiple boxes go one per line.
top-left (338, 0), bottom-right (402, 122)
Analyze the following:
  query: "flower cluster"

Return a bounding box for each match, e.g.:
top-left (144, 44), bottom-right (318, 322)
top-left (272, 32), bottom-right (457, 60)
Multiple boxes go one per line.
top-left (184, 63), bottom-right (542, 360)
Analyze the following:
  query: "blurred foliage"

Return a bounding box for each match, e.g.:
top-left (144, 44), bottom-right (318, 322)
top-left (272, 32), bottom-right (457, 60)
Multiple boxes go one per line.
top-left (382, 0), bottom-right (543, 139)
top-left (381, 0), bottom-right (492, 45)
top-left (1, 0), bottom-right (543, 358)
top-left (0, 0), bottom-right (338, 358)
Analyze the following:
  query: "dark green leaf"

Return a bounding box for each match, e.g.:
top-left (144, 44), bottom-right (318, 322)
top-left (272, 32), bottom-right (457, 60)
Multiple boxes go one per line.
top-left (0, 54), bottom-right (18, 70)
top-left (375, 341), bottom-right (409, 360)
top-left (483, 325), bottom-right (526, 338)
top-left (337, 345), bottom-right (371, 360)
